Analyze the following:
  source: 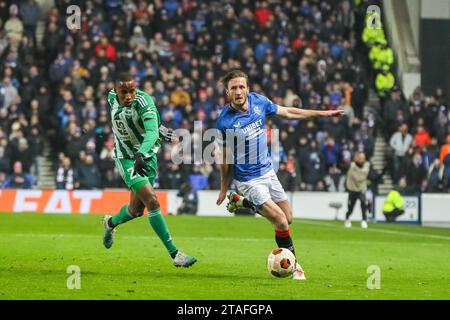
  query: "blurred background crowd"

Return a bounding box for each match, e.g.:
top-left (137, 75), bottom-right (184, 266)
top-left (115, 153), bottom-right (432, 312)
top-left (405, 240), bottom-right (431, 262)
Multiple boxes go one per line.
top-left (0, 0), bottom-right (448, 195)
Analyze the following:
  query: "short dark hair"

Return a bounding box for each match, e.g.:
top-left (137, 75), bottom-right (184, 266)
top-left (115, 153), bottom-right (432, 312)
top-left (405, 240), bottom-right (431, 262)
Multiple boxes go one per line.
top-left (220, 70), bottom-right (249, 90)
top-left (115, 72), bottom-right (134, 84)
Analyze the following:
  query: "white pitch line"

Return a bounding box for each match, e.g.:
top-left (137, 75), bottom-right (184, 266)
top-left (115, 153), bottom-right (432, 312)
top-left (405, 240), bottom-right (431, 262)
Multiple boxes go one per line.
top-left (6, 229), bottom-right (450, 243)
top-left (299, 220), bottom-right (450, 241)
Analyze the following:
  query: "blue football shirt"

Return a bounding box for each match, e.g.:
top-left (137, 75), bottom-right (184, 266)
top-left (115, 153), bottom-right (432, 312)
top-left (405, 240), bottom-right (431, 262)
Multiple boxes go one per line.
top-left (216, 92), bottom-right (278, 182)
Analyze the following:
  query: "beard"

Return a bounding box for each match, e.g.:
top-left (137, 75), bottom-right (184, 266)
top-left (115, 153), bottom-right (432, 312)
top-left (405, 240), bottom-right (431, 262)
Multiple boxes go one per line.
top-left (232, 96), bottom-right (247, 109)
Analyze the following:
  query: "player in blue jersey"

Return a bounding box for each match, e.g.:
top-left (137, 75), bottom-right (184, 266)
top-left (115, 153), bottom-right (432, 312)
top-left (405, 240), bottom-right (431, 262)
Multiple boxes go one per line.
top-left (215, 70), bottom-right (344, 280)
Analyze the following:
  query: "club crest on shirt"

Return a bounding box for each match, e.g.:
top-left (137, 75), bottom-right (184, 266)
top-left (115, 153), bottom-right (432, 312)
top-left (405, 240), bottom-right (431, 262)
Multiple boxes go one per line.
top-left (254, 106), bottom-right (262, 115)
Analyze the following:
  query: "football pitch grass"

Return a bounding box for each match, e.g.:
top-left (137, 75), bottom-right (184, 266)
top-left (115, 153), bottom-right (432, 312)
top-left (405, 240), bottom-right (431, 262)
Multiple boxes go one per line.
top-left (0, 213), bottom-right (449, 300)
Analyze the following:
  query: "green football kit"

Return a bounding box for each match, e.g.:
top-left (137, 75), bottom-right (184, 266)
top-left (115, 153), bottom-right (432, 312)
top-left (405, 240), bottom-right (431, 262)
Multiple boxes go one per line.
top-left (103, 88), bottom-right (197, 267)
top-left (107, 89), bottom-right (160, 192)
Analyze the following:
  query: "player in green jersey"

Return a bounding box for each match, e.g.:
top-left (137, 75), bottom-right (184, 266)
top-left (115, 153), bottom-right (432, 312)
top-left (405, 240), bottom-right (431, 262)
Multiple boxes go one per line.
top-left (102, 72), bottom-right (197, 268)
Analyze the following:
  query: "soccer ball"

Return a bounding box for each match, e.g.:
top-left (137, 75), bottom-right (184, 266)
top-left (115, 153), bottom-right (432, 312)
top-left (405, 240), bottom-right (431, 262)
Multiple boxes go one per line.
top-left (267, 248), bottom-right (296, 278)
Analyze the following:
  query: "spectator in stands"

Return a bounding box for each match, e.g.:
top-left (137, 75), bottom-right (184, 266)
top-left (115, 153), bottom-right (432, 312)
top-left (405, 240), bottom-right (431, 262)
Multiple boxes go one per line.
top-left (95, 35), bottom-right (117, 62)
top-left (42, 21), bottom-right (63, 63)
top-left (0, 77), bottom-right (19, 110)
top-left (277, 162), bottom-right (296, 192)
top-left (10, 137), bottom-right (33, 173)
top-left (383, 89), bottom-right (405, 138)
top-left (321, 136), bottom-right (341, 169)
top-left (389, 123), bottom-right (413, 184)
top-left (193, 91), bottom-right (213, 115)
top-left (4, 4), bottom-right (23, 43)
top-left (254, 1), bottom-right (273, 29)
top-left (77, 154), bottom-right (101, 189)
top-left (19, 0), bottom-right (41, 40)
top-left (299, 140), bottom-right (326, 191)
top-left (404, 151), bottom-right (428, 193)
top-left (148, 32), bottom-right (171, 57)
top-left (66, 128), bottom-right (86, 162)
top-left (426, 158), bottom-right (447, 192)
top-left (188, 164), bottom-right (208, 191)
top-left (170, 33), bottom-right (189, 58)
top-left (56, 156), bottom-right (78, 190)
top-left (414, 124), bottom-right (431, 150)
top-left (434, 87), bottom-right (447, 106)
top-left (330, 106), bottom-right (350, 136)
top-left (129, 25), bottom-right (148, 51)
top-left (84, 138), bottom-right (100, 166)
top-left (161, 102), bottom-right (183, 128)
top-left (3, 161), bottom-right (35, 189)
top-left (434, 108), bottom-right (449, 144)
top-left (98, 136), bottom-right (119, 188)
top-left (324, 164), bottom-right (346, 192)
top-left (422, 136), bottom-right (439, 168)
top-left (20, 76), bottom-right (36, 110)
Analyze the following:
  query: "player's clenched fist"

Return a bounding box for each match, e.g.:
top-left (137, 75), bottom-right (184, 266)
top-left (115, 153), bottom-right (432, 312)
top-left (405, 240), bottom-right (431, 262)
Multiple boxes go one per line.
top-left (159, 125), bottom-right (177, 143)
top-left (133, 152), bottom-right (150, 177)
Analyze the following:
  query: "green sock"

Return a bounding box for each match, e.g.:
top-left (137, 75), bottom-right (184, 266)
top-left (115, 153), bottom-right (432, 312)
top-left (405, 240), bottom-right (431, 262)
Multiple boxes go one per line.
top-left (111, 205), bottom-right (135, 227)
top-left (148, 208), bottom-right (178, 258)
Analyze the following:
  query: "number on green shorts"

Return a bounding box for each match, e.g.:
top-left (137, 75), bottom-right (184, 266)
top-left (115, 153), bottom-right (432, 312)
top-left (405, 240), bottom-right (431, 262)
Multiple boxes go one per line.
top-left (127, 167), bottom-right (137, 180)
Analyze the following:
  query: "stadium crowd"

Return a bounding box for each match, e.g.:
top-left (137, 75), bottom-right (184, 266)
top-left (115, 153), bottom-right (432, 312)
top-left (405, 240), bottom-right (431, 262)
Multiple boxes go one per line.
top-left (0, 0), bottom-right (448, 194)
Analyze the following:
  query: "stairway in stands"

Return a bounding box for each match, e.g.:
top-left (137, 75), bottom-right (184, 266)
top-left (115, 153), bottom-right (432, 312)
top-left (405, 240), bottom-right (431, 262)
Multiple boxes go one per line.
top-left (371, 136), bottom-right (394, 194)
top-left (366, 90), bottom-right (393, 195)
top-left (32, 1), bottom-right (56, 189)
top-left (35, 140), bottom-right (56, 189)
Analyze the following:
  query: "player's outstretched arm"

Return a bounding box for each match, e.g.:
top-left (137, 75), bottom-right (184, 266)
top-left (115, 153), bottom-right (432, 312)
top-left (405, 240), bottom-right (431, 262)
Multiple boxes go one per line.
top-left (276, 105), bottom-right (344, 120)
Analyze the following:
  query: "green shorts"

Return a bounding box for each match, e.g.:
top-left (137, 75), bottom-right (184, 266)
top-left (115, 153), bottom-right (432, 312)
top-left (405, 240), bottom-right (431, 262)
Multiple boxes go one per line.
top-left (114, 156), bottom-right (157, 193)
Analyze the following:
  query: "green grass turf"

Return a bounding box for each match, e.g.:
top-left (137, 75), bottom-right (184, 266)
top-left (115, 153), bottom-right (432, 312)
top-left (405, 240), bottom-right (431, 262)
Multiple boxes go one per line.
top-left (0, 213), bottom-right (449, 300)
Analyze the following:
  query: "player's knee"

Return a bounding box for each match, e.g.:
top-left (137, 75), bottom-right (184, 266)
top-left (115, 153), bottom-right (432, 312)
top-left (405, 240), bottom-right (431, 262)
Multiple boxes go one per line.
top-left (146, 194), bottom-right (160, 211)
top-left (129, 209), bottom-right (144, 217)
top-left (286, 214), bottom-right (293, 225)
top-left (281, 207), bottom-right (293, 225)
top-left (273, 214), bottom-right (289, 230)
top-left (129, 203), bottom-right (145, 217)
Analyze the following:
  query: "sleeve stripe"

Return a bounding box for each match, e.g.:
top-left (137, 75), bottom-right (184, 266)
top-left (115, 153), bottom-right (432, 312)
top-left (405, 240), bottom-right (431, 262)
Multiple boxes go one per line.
top-left (136, 96), bottom-right (145, 107)
top-left (136, 95), bottom-right (148, 108)
top-left (135, 96), bottom-right (144, 107)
